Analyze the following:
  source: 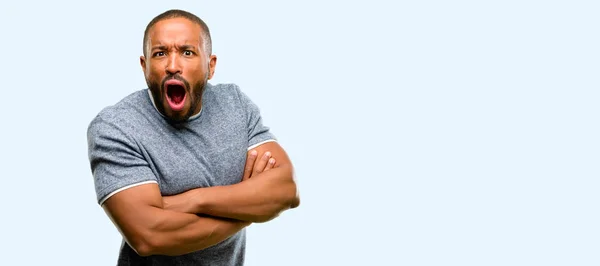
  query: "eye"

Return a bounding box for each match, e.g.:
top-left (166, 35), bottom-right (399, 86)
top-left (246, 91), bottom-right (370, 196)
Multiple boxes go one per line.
top-left (153, 51), bottom-right (165, 57)
top-left (183, 50), bottom-right (194, 56)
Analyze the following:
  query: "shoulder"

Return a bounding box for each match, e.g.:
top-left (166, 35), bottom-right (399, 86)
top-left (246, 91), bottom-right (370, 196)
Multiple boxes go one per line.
top-left (204, 82), bottom-right (261, 108)
top-left (204, 82), bottom-right (244, 101)
top-left (87, 89), bottom-right (151, 142)
top-left (203, 82), bottom-right (251, 113)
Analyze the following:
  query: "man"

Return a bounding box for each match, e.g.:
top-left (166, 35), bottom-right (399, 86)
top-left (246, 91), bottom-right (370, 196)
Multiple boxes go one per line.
top-left (86, 9), bottom-right (300, 265)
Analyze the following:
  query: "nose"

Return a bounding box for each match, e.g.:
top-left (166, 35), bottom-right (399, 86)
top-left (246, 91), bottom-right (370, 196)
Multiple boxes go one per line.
top-left (165, 53), bottom-right (182, 75)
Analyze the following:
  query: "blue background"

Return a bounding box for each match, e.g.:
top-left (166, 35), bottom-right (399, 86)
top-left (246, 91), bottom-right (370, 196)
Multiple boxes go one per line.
top-left (0, 1), bottom-right (598, 265)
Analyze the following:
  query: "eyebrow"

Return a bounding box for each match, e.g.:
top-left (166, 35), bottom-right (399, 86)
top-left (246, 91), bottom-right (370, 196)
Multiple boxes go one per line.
top-left (151, 45), bottom-right (167, 51)
top-left (150, 45), bottom-right (197, 51)
top-left (179, 45), bottom-right (197, 51)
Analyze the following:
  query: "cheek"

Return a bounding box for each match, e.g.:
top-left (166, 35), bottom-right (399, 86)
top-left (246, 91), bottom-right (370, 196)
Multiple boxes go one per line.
top-left (186, 66), bottom-right (205, 82)
top-left (150, 65), bottom-right (163, 75)
top-left (148, 68), bottom-right (165, 81)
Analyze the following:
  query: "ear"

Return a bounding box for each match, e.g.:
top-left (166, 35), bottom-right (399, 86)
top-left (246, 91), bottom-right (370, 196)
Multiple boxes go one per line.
top-left (140, 55), bottom-right (147, 76)
top-left (208, 54), bottom-right (217, 80)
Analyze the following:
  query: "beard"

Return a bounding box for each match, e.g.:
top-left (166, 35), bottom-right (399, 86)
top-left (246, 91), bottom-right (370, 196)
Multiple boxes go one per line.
top-left (147, 73), bottom-right (207, 124)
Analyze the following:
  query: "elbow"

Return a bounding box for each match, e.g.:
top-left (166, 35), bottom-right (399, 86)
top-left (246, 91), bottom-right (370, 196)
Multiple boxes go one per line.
top-left (254, 165), bottom-right (300, 223)
top-left (129, 230), bottom-right (164, 257)
top-left (134, 243), bottom-right (154, 257)
top-left (281, 180), bottom-right (300, 209)
top-left (280, 165), bottom-right (300, 209)
top-left (272, 180), bottom-right (300, 218)
top-left (290, 192), bottom-right (300, 209)
top-left (254, 189), bottom-right (300, 223)
top-left (285, 175), bottom-right (300, 209)
top-left (130, 235), bottom-right (156, 257)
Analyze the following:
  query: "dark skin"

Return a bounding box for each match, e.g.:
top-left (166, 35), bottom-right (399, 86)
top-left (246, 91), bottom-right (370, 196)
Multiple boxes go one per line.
top-left (102, 148), bottom-right (286, 256)
top-left (101, 17), bottom-right (300, 257)
top-left (162, 142), bottom-right (300, 222)
top-left (140, 17), bottom-right (217, 122)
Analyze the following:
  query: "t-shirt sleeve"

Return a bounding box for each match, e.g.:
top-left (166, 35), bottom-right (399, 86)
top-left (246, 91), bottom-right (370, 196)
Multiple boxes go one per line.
top-left (234, 85), bottom-right (277, 150)
top-left (87, 116), bottom-right (158, 205)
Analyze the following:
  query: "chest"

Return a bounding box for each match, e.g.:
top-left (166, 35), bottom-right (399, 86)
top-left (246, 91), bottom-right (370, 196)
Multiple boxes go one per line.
top-left (139, 118), bottom-right (248, 196)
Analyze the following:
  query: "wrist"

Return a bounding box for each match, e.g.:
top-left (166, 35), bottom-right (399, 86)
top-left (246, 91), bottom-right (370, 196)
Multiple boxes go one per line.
top-left (162, 189), bottom-right (204, 214)
top-left (190, 188), bottom-right (206, 214)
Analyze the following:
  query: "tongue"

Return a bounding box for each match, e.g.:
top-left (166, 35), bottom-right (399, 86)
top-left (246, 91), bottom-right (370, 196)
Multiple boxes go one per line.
top-left (167, 86), bottom-right (186, 111)
top-left (171, 91), bottom-right (184, 103)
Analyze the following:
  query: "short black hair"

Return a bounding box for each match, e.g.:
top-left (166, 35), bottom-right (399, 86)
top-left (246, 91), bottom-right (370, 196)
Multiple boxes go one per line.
top-left (143, 9), bottom-right (212, 56)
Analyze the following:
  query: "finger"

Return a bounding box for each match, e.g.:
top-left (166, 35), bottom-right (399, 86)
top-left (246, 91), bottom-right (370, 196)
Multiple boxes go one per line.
top-left (263, 158), bottom-right (276, 171)
top-left (243, 150), bottom-right (258, 180)
top-left (253, 151), bottom-right (271, 175)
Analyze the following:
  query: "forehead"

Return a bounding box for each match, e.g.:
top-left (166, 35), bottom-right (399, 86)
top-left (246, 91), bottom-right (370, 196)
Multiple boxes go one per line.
top-left (148, 18), bottom-right (202, 46)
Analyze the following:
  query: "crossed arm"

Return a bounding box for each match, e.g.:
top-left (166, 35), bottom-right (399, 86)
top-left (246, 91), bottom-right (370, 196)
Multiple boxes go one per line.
top-left (101, 141), bottom-right (300, 256)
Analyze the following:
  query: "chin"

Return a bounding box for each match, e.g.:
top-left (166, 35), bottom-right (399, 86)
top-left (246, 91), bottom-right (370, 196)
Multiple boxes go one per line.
top-left (165, 115), bottom-right (189, 124)
top-left (163, 107), bottom-right (192, 123)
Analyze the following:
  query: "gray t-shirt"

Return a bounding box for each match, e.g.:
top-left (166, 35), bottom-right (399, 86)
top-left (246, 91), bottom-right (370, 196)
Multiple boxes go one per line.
top-left (87, 83), bottom-right (276, 265)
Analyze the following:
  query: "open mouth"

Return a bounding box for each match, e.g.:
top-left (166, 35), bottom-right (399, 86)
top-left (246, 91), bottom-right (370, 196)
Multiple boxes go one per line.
top-left (165, 80), bottom-right (187, 111)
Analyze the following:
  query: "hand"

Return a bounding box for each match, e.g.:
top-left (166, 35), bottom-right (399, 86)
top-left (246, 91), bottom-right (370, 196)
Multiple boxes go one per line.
top-left (242, 150), bottom-right (276, 181)
top-left (164, 150), bottom-right (277, 212)
top-left (162, 192), bottom-right (191, 213)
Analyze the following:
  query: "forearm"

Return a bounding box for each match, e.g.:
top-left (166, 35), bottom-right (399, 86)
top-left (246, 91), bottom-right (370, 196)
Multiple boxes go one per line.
top-left (165, 166), bottom-right (298, 223)
top-left (130, 207), bottom-right (249, 256)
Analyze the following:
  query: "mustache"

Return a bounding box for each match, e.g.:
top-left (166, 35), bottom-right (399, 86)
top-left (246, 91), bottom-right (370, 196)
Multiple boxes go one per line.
top-left (161, 74), bottom-right (190, 90)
